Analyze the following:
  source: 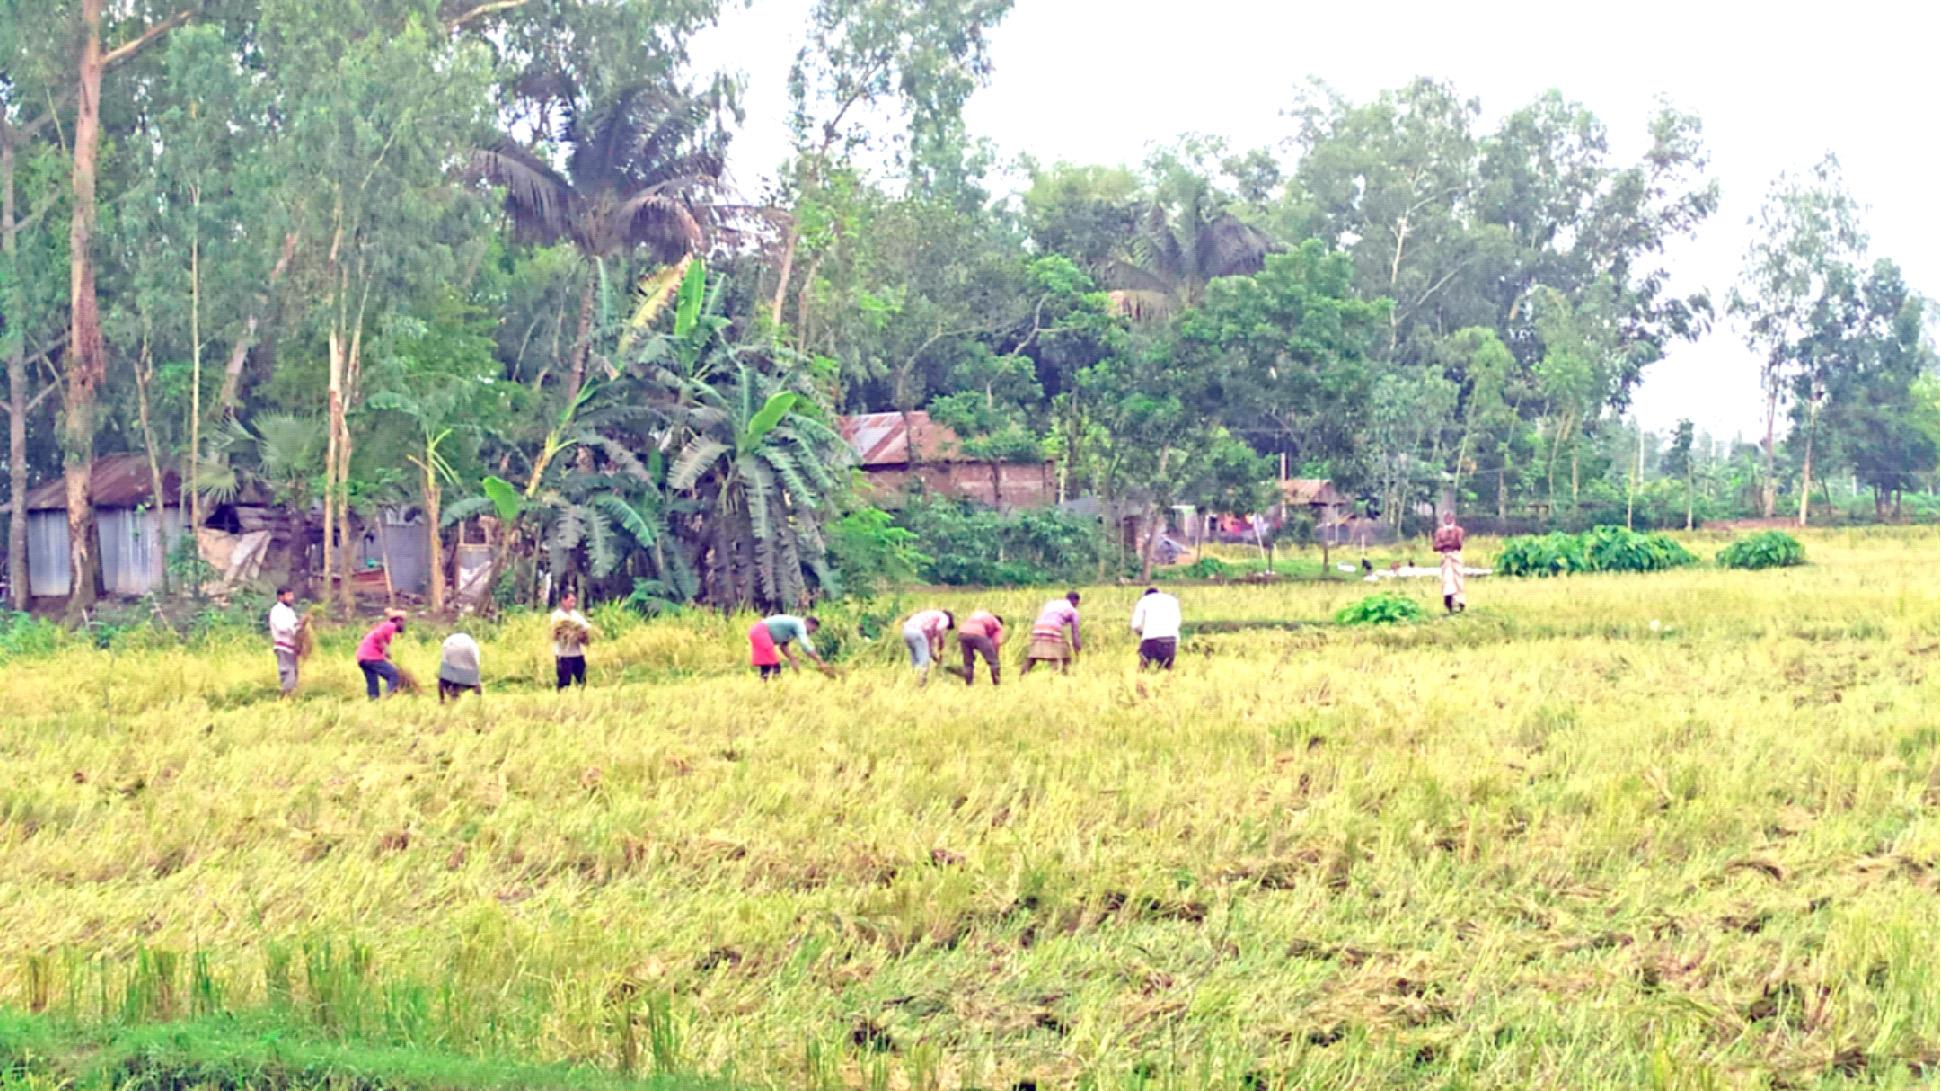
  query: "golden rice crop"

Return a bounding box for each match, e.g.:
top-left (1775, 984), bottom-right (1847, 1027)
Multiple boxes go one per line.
top-left (0, 528), bottom-right (1933, 1090)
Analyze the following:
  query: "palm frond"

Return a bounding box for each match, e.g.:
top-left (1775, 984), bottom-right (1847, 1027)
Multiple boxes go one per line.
top-left (441, 495), bottom-right (495, 528)
top-left (609, 189), bottom-right (703, 263)
top-left (582, 505), bottom-right (617, 577)
top-left (589, 493), bottom-right (659, 549)
top-left (668, 439), bottom-right (729, 491)
top-left (1201, 212), bottom-right (1274, 279)
top-left (474, 142), bottom-right (574, 244)
top-left (550, 505), bottom-right (587, 553)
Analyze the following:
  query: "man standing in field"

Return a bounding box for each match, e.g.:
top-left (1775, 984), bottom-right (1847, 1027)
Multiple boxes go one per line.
top-left (550, 592), bottom-right (593, 690)
top-left (438, 631), bottom-right (482, 703)
top-left (749, 613), bottom-right (831, 679)
top-left (1020, 592), bottom-right (1082, 676)
top-left (1434, 511), bottom-right (1467, 614)
top-left (957, 609), bottom-right (1004, 686)
top-left (355, 609), bottom-right (408, 700)
top-left (1130, 587), bottom-right (1181, 670)
top-left (901, 608), bottom-right (955, 685)
top-left (268, 586), bottom-right (302, 698)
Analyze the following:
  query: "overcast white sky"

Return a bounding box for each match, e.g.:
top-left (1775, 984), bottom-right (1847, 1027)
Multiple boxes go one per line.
top-left (693, 0), bottom-right (1940, 442)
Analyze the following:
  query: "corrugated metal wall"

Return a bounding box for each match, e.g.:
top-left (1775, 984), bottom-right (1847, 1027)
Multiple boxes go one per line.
top-left (355, 512), bottom-right (430, 595)
top-left (26, 512), bottom-right (69, 597)
top-left (98, 507), bottom-right (184, 596)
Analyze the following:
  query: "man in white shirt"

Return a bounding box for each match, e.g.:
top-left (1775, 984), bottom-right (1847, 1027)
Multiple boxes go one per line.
top-left (1130, 586), bottom-right (1181, 671)
top-left (268, 586), bottom-right (301, 697)
top-left (550, 592), bottom-right (593, 689)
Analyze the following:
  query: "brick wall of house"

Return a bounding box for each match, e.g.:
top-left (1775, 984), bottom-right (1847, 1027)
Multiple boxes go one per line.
top-left (857, 461), bottom-right (1058, 510)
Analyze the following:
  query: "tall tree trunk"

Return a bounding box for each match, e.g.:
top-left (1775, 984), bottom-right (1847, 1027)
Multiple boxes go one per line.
top-left (63, 0), bottom-right (107, 620)
top-left (1685, 465), bottom-right (1694, 531)
top-left (1625, 422), bottom-right (1640, 531)
top-left (420, 448), bottom-right (444, 614)
top-left (3, 117), bottom-right (27, 611)
top-left (1796, 392), bottom-right (1820, 528)
top-left (1496, 446), bottom-right (1510, 522)
top-left (1137, 449), bottom-right (1173, 583)
top-left (131, 327), bottom-right (169, 593)
top-left (1759, 385), bottom-right (1779, 518)
top-left (187, 196), bottom-right (203, 536)
top-left (217, 232), bottom-right (299, 412)
top-left (769, 223), bottom-right (798, 330)
top-left (565, 265), bottom-right (596, 406)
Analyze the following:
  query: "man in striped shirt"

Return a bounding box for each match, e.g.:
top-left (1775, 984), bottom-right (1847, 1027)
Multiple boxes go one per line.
top-left (1019, 592), bottom-right (1081, 676)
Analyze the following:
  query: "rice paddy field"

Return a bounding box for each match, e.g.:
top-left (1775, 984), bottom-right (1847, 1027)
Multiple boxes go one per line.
top-left (0, 527), bottom-right (1934, 1090)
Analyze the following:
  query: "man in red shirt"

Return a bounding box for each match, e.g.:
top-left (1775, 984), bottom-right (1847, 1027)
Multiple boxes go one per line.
top-left (355, 609), bottom-right (408, 699)
top-left (1434, 512), bottom-right (1466, 614)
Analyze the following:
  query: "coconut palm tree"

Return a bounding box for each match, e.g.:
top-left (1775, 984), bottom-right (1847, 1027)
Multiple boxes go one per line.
top-left (475, 82), bottom-right (729, 403)
top-left (1102, 178), bottom-right (1274, 322)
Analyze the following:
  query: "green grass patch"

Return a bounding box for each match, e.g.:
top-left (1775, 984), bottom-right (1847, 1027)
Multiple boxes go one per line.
top-left (0, 1009), bottom-right (729, 1090)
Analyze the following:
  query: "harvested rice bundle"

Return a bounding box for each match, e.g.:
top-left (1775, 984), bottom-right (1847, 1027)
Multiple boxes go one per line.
top-left (552, 617), bottom-right (594, 645)
top-left (294, 613), bottom-right (317, 660)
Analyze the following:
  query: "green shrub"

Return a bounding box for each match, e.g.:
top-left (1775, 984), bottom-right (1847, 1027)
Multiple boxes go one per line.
top-left (826, 507), bottom-right (931, 597)
top-left (0, 611), bottom-right (66, 658)
top-left (1717, 531), bottom-right (1807, 570)
top-left (1169, 555), bottom-right (1239, 580)
top-left (1494, 532), bottom-right (1590, 577)
top-left (1496, 526), bottom-right (1696, 577)
top-left (895, 497), bottom-right (1106, 586)
top-left (1335, 592), bottom-right (1426, 626)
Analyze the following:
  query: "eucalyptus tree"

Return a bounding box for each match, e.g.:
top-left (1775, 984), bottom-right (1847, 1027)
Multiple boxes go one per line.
top-left (1729, 155), bottom-right (1867, 517)
top-left (256, 0), bottom-right (495, 608)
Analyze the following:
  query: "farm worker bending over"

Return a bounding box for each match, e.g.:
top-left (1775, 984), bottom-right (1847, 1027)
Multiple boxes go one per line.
top-left (1131, 587), bottom-right (1181, 670)
top-left (550, 592), bottom-right (593, 689)
top-left (438, 631), bottom-right (482, 703)
top-left (1020, 592), bottom-right (1082, 676)
top-left (268, 585), bottom-right (302, 697)
top-left (957, 610), bottom-right (1005, 686)
top-left (1434, 512), bottom-right (1467, 614)
top-left (901, 609), bottom-right (955, 685)
top-left (749, 614), bottom-right (830, 679)
top-left (355, 609), bottom-right (408, 700)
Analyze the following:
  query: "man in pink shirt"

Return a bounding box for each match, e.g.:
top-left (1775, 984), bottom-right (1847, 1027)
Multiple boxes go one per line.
top-left (355, 609), bottom-right (407, 699)
top-left (1020, 591), bottom-right (1081, 676)
top-left (956, 610), bottom-right (1005, 685)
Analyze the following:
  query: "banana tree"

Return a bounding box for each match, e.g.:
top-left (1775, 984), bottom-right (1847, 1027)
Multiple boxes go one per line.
top-left (666, 363), bottom-right (844, 609)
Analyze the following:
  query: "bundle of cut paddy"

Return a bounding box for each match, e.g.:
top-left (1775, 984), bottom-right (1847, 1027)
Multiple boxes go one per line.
top-left (294, 614), bottom-right (317, 660)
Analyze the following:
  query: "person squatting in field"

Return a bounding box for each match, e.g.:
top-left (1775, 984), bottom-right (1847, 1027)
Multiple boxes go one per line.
top-left (957, 609), bottom-right (1005, 685)
top-left (901, 608), bottom-right (955, 685)
top-left (355, 609), bottom-right (407, 700)
top-left (268, 586), bottom-right (301, 697)
top-left (438, 631), bottom-right (482, 703)
top-left (550, 592), bottom-right (593, 689)
top-left (1434, 511), bottom-right (1467, 614)
top-left (1020, 592), bottom-right (1082, 676)
top-left (1131, 587), bottom-right (1181, 670)
top-left (749, 613), bottom-right (830, 679)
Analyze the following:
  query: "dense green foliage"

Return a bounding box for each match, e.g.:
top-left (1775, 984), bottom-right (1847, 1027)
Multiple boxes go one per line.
top-left (892, 498), bottom-right (1107, 586)
top-left (1495, 526), bottom-right (1697, 577)
top-left (1717, 530), bottom-right (1808, 570)
top-left (1333, 591), bottom-right (1426, 625)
